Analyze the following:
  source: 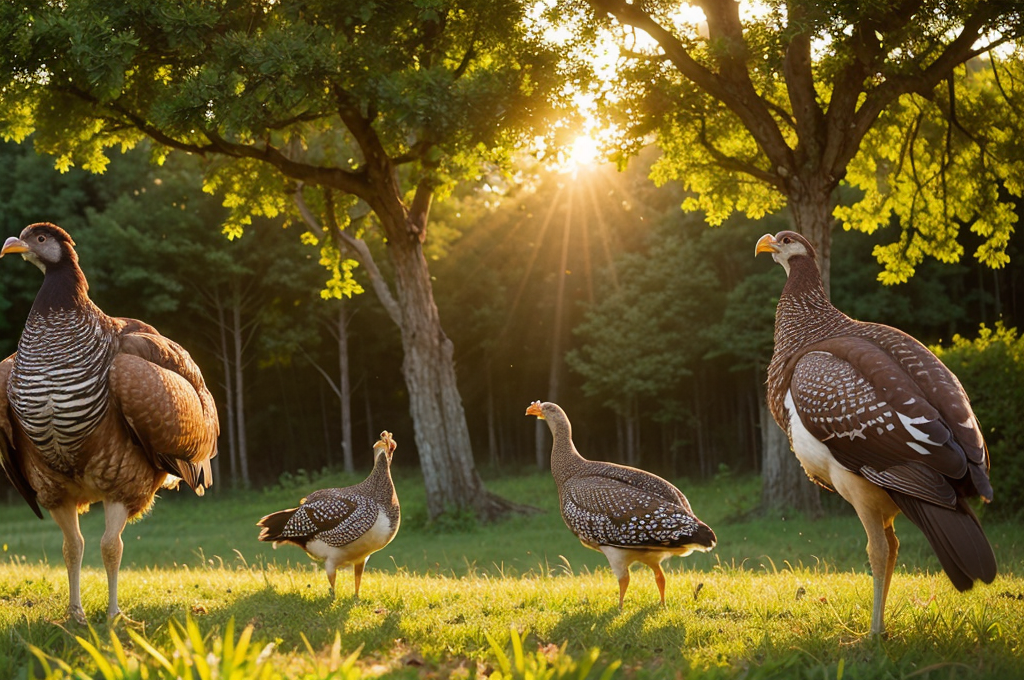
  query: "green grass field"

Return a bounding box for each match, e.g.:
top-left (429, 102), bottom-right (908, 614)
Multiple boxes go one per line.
top-left (1, 470), bottom-right (1022, 678)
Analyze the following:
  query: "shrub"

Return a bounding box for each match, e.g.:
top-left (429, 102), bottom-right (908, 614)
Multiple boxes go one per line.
top-left (932, 322), bottom-right (1024, 520)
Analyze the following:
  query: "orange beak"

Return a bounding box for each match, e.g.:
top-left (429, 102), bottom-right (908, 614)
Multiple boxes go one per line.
top-left (755, 233), bottom-right (778, 256)
top-left (1, 237), bottom-right (29, 258)
top-left (525, 401), bottom-right (544, 418)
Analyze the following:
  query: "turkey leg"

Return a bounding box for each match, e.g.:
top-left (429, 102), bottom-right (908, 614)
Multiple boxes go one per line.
top-left (101, 501), bottom-right (129, 620)
top-left (50, 503), bottom-right (86, 624)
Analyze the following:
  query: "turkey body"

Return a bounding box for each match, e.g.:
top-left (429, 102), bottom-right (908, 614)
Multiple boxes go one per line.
top-left (0, 223), bottom-right (219, 623)
top-left (257, 431), bottom-right (400, 597)
top-left (757, 230), bottom-right (995, 635)
top-left (528, 401), bottom-right (715, 607)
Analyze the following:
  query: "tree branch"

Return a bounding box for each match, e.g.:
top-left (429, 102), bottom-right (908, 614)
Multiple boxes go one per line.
top-left (589, 0), bottom-right (794, 177)
top-left (294, 183), bottom-right (403, 326)
top-left (838, 4), bottom-right (998, 175)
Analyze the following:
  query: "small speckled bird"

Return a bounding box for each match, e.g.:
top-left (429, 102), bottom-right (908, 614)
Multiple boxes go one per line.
top-left (527, 401), bottom-right (716, 607)
top-left (0, 223), bottom-right (218, 624)
top-left (257, 431), bottom-right (399, 597)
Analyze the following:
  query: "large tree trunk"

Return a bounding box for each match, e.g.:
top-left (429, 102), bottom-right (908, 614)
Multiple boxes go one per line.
top-left (788, 185), bottom-right (835, 297)
top-left (387, 229), bottom-right (530, 520)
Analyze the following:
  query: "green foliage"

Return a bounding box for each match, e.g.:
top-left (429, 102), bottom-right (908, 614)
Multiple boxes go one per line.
top-left (581, 0), bottom-right (1024, 278)
top-left (566, 217), bottom-right (721, 410)
top-left (836, 56), bottom-right (1024, 283)
top-left (485, 627), bottom-right (620, 680)
top-left (0, 0), bottom-right (575, 238)
top-left (26, 616), bottom-right (362, 680)
top-left (932, 322), bottom-right (1024, 519)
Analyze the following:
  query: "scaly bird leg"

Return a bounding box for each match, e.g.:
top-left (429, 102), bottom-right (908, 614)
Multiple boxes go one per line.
top-left (49, 503), bottom-right (86, 625)
top-left (101, 501), bottom-right (130, 621)
top-left (882, 521), bottom-right (900, 615)
top-left (650, 563), bottom-right (667, 606)
top-left (326, 559), bottom-right (338, 599)
top-left (853, 506), bottom-right (892, 636)
top-left (353, 559), bottom-right (367, 598)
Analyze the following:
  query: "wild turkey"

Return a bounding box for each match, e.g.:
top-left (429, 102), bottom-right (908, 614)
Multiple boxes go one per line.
top-left (257, 431), bottom-right (400, 597)
top-left (0, 223), bottom-right (219, 624)
top-left (756, 230), bottom-right (996, 635)
top-left (527, 401), bottom-right (716, 607)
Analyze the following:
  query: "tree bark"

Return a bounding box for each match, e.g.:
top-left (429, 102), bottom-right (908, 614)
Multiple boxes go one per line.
top-left (788, 183), bottom-right (836, 297)
top-left (231, 286), bottom-right (251, 488)
top-left (386, 225), bottom-right (533, 520)
top-left (215, 291), bottom-right (238, 488)
top-left (336, 300), bottom-right (354, 474)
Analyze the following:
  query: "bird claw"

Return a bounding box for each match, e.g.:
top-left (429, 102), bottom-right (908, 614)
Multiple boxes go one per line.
top-left (65, 605), bottom-right (87, 626)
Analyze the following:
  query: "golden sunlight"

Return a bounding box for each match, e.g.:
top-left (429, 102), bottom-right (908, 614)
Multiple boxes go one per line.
top-left (568, 134), bottom-right (600, 168)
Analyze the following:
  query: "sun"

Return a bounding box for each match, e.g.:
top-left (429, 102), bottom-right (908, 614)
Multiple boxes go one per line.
top-left (568, 134), bottom-right (601, 168)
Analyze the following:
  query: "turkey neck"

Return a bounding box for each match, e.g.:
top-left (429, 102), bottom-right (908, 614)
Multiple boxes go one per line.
top-left (32, 258), bottom-right (91, 316)
top-left (770, 254), bottom-right (855, 362)
top-left (546, 410), bottom-right (585, 486)
top-left (365, 455), bottom-right (398, 509)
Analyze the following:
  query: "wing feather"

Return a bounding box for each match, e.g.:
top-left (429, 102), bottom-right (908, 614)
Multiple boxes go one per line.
top-left (0, 355), bottom-right (42, 518)
top-left (109, 324), bottom-right (218, 491)
top-left (789, 339), bottom-right (985, 507)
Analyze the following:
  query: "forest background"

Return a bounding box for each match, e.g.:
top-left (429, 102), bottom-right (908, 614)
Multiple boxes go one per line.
top-left (2, 132), bottom-right (1023, 521)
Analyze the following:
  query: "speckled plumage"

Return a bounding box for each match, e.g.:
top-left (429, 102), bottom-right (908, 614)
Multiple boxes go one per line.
top-left (757, 230), bottom-right (996, 635)
top-left (528, 401), bottom-right (715, 607)
top-left (257, 431), bottom-right (400, 597)
top-left (0, 223), bottom-right (219, 624)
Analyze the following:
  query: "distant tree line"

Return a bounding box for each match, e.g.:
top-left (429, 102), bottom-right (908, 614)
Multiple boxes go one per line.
top-left (3, 139), bottom-right (1023, 520)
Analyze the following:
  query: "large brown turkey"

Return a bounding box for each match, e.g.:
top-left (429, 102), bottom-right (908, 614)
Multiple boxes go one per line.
top-left (756, 230), bottom-right (996, 635)
top-left (0, 223), bottom-right (219, 623)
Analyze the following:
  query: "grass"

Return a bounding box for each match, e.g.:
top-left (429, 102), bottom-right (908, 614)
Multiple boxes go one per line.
top-left (1, 470), bottom-right (1023, 678)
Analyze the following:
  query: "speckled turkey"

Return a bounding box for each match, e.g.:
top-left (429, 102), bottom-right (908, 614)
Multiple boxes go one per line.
top-left (257, 431), bottom-right (400, 597)
top-left (0, 223), bottom-right (219, 624)
top-left (756, 230), bottom-right (996, 635)
top-left (527, 401), bottom-right (716, 607)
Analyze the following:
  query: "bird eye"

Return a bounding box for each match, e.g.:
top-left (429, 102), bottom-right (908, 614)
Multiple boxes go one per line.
top-left (782, 236), bottom-right (792, 244)
top-left (37, 235), bottom-right (46, 243)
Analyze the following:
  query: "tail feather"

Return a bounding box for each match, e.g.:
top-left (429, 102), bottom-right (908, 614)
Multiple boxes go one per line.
top-left (257, 508), bottom-right (299, 544)
top-left (174, 458), bottom-right (213, 496)
top-left (889, 490), bottom-right (997, 591)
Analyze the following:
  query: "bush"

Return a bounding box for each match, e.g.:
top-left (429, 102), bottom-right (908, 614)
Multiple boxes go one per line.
top-left (932, 322), bottom-right (1024, 520)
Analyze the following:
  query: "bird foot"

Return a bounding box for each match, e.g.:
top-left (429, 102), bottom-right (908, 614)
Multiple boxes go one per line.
top-left (65, 605), bottom-right (87, 626)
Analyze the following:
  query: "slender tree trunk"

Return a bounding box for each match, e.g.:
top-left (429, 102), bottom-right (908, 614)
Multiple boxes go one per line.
top-left (215, 292), bottom-right (238, 488)
top-left (363, 375), bottom-right (374, 453)
top-left (336, 300), bottom-right (354, 474)
top-left (537, 193), bottom-right (574, 469)
top-left (231, 287), bottom-right (251, 488)
top-left (486, 365), bottom-right (499, 467)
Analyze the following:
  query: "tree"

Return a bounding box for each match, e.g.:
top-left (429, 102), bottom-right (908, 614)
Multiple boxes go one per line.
top-left (0, 0), bottom-right (573, 519)
top-left (566, 216), bottom-right (720, 467)
top-left (577, 0), bottom-right (1023, 512)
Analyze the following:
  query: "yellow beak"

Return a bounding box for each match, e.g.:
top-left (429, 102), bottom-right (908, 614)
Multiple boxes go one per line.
top-left (525, 402), bottom-right (544, 418)
top-left (1, 237), bottom-right (29, 257)
top-left (755, 233), bottom-right (778, 256)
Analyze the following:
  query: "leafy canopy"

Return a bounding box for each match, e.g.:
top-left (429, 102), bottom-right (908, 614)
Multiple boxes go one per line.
top-left (0, 0), bottom-right (575, 291)
top-left (575, 0), bottom-right (1024, 281)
